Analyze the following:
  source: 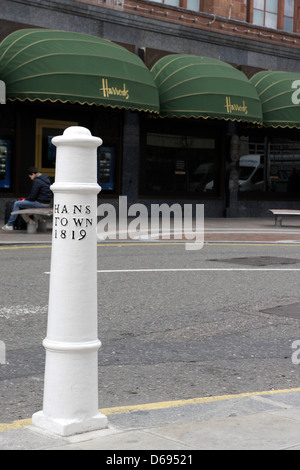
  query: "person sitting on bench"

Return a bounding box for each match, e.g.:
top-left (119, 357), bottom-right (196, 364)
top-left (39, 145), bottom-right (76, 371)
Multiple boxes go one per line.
top-left (2, 166), bottom-right (52, 231)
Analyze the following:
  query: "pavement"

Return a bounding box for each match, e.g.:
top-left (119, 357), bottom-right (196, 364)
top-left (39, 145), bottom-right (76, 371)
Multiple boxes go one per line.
top-left (1, 214), bottom-right (300, 245)
top-left (2, 215), bottom-right (300, 450)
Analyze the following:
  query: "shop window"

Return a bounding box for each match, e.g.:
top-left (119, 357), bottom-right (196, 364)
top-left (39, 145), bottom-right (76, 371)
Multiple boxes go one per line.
top-left (141, 132), bottom-right (221, 197)
top-left (35, 119), bottom-right (78, 177)
top-left (238, 139), bottom-right (300, 197)
top-left (32, 107), bottom-right (121, 194)
top-left (0, 139), bottom-right (12, 189)
top-left (97, 147), bottom-right (116, 191)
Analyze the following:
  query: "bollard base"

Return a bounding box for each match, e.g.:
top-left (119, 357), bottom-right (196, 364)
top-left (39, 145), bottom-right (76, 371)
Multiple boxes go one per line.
top-left (32, 410), bottom-right (108, 437)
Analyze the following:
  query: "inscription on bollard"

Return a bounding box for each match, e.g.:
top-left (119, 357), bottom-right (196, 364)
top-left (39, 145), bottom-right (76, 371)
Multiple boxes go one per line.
top-left (54, 204), bottom-right (92, 240)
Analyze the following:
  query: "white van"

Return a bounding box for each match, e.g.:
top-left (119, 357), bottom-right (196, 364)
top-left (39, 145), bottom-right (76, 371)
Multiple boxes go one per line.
top-left (205, 153), bottom-right (300, 192)
top-left (239, 154), bottom-right (300, 192)
top-left (238, 154), bottom-right (264, 191)
top-left (204, 154), bottom-right (264, 192)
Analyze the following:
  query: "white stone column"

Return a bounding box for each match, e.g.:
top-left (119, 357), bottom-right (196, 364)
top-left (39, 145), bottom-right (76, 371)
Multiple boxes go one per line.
top-left (32, 126), bottom-right (108, 437)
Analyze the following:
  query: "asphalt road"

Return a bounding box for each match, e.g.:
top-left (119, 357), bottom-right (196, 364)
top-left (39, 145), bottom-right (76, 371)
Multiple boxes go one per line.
top-left (1, 240), bottom-right (300, 423)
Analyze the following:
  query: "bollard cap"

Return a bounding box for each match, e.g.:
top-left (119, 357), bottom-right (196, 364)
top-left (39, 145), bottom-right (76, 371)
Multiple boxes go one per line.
top-left (52, 126), bottom-right (103, 147)
top-left (51, 126), bottom-right (102, 184)
top-left (63, 126), bottom-right (91, 137)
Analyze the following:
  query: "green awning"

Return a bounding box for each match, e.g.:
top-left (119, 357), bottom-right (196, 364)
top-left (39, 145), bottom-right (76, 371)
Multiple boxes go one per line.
top-left (151, 54), bottom-right (263, 124)
top-left (0, 29), bottom-right (159, 113)
top-left (250, 71), bottom-right (300, 128)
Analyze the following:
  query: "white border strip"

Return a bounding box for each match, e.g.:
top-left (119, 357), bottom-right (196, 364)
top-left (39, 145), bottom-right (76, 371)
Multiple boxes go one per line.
top-left (44, 268), bottom-right (300, 274)
top-left (96, 268), bottom-right (300, 273)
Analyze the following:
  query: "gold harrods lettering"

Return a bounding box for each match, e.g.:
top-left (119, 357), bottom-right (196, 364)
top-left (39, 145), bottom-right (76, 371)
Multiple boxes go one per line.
top-left (225, 97), bottom-right (248, 115)
top-left (100, 78), bottom-right (130, 100)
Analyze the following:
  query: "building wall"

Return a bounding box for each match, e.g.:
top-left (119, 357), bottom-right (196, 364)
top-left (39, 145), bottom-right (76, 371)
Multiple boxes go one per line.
top-left (1, 0), bottom-right (300, 218)
top-left (1, 0), bottom-right (300, 73)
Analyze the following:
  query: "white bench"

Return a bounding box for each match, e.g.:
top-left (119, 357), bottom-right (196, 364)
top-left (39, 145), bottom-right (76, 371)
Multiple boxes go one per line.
top-left (270, 209), bottom-right (300, 227)
top-left (12, 208), bottom-right (53, 233)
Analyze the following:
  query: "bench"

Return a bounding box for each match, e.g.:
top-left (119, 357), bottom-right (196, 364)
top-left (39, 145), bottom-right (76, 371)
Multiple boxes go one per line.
top-left (12, 208), bottom-right (53, 233)
top-left (270, 209), bottom-right (300, 227)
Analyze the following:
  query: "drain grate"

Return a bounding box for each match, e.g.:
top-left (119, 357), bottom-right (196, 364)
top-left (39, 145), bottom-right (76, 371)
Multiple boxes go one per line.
top-left (209, 256), bottom-right (300, 266)
top-left (261, 302), bottom-right (300, 319)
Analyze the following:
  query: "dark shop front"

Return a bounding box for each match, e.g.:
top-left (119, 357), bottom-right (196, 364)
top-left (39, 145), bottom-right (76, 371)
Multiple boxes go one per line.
top-left (1, 29), bottom-right (300, 218)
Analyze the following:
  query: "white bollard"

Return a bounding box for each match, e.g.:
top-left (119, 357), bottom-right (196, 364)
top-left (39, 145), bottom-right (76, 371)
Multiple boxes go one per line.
top-left (32, 126), bottom-right (108, 436)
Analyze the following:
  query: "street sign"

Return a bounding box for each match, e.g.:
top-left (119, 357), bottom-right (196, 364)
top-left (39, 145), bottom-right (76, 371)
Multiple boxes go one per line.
top-left (0, 81), bottom-right (6, 104)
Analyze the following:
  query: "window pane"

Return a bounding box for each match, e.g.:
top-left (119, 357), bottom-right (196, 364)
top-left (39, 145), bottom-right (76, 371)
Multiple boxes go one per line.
top-left (254, 0), bottom-right (264, 10)
top-left (284, 16), bottom-right (294, 31)
top-left (284, 0), bottom-right (294, 16)
top-left (187, 0), bottom-right (200, 10)
top-left (266, 0), bottom-right (278, 12)
top-left (144, 133), bottom-right (219, 195)
top-left (253, 9), bottom-right (264, 24)
top-left (164, 0), bottom-right (180, 6)
top-left (265, 11), bottom-right (278, 27)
